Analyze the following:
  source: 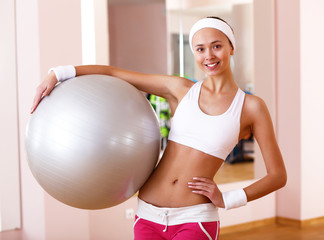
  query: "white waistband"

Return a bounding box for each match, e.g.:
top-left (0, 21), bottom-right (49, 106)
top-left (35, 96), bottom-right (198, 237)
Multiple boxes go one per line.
top-left (136, 198), bottom-right (219, 226)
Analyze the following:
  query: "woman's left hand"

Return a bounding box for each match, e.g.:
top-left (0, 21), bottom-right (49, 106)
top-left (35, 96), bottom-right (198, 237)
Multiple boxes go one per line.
top-left (188, 177), bottom-right (225, 208)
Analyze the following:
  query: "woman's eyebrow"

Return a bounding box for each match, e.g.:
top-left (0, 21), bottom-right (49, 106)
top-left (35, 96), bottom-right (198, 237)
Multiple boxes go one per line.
top-left (211, 40), bottom-right (222, 44)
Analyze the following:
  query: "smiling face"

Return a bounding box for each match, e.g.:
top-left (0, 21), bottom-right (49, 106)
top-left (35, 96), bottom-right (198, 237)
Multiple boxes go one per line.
top-left (191, 28), bottom-right (234, 77)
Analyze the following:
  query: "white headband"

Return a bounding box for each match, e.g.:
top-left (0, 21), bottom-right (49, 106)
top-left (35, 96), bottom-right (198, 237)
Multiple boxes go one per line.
top-left (189, 18), bottom-right (235, 53)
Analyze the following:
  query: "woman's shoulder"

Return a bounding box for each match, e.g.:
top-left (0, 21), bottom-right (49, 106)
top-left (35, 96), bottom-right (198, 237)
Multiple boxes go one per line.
top-left (244, 93), bottom-right (266, 108)
top-left (243, 93), bottom-right (270, 119)
top-left (166, 76), bottom-right (195, 112)
top-left (177, 77), bottom-right (196, 89)
top-left (172, 77), bottom-right (196, 98)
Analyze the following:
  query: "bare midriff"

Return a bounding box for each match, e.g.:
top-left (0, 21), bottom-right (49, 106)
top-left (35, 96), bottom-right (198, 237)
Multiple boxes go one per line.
top-left (138, 140), bottom-right (224, 208)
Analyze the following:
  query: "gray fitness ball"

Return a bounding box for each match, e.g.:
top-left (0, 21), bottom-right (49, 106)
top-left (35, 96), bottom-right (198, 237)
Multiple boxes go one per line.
top-left (25, 75), bottom-right (160, 209)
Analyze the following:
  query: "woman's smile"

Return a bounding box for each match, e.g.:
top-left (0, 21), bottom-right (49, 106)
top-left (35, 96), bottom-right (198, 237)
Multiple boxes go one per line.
top-left (204, 61), bottom-right (220, 70)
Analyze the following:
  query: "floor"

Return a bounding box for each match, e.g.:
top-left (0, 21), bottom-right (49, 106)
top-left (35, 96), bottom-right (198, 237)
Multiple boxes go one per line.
top-left (219, 223), bottom-right (324, 240)
top-left (2, 223), bottom-right (324, 240)
top-left (214, 161), bottom-right (254, 184)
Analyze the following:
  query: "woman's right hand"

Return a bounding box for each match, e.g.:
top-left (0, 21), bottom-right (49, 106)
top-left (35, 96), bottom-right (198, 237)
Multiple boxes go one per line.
top-left (30, 71), bottom-right (58, 114)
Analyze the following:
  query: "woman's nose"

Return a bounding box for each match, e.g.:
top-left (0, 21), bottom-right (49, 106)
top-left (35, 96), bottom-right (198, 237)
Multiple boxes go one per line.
top-left (205, 48), bottom-right (215, 60)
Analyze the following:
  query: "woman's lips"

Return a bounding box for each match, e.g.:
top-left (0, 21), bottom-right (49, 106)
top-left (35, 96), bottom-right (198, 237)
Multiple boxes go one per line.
top-left (205, 61), bottom-right (220, 70)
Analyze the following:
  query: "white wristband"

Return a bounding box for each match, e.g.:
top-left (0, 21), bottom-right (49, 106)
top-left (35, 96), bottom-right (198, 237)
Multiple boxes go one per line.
top-left (222, 188), bottom-right (247, 210)
top-left (48, 65), bottom-right (76, 82)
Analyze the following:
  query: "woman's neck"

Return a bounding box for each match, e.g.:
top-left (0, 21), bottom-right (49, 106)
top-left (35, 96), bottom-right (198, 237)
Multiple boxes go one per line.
top-left (204, 70), bottom-right (236, 94)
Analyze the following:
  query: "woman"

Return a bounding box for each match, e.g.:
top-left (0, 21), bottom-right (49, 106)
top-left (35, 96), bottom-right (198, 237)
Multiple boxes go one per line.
top-left (31, 17), bottom-right (287, 240)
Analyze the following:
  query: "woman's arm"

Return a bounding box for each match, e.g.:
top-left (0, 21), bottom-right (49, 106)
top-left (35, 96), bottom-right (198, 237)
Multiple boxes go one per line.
top-left (243, 96), bottom-right (287, 201)
top-left (31, 65), bottom-right (190, 113)
top-left (75, 65), bottom-right (184, 99)
top-left (188, 95), bottom-right (287, 209)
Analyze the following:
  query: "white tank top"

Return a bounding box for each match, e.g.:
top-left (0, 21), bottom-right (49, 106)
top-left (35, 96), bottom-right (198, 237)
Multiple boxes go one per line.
top-left (168, 80), bottom-right (245, 160)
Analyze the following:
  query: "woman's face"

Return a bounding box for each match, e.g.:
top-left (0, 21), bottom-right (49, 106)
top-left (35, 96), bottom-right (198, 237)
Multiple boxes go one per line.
top-left (191, 28), bottom-right (234, 76)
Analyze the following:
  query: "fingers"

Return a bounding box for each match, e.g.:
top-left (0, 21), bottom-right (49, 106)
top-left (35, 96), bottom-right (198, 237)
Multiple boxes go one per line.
top-left (188, 181), bottom-right (213, 200)
top-left (30, 75), bottom-right (57, 113)
top-left (30, 84), bottom-right (53, 113)
top-left (30, 88), bottom-right (45, 113)
top-left (191, 190), bottom-right (210, 199)
top-left (189, 177), bottom-right (214, 195)
top-left (188, 177), bottom-right (222, 204)
top-left (188, 179), bottom-right (214, 193)
top-left (190, 187), bottom-right (211, 197)
top-left (188, 177), bottom-right (225, 208)
top-left (188, 177), bottom-right (214, 188)
top-left (192, 177), bottom-right (213, 184)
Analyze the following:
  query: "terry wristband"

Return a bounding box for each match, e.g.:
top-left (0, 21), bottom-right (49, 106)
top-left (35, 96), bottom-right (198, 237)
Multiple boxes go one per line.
top-left (222, 188), bottom-right (247, 210)
top-left (48, 65), bottom-right (76, 82)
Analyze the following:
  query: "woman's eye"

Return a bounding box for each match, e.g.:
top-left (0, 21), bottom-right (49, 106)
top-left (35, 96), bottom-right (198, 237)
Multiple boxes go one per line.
top-left (196, 47), bottom-right (204, 52)
top-left (214, 45), bottom-right (221, 49)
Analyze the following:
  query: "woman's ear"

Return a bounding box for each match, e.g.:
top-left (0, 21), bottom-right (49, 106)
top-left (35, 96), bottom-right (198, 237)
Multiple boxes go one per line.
top-left (230, 47), bottom-right (234, 56)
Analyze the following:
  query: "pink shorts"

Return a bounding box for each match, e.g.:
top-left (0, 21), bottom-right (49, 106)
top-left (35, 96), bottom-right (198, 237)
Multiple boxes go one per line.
top-left (134, 199), bottom-right (220, 240)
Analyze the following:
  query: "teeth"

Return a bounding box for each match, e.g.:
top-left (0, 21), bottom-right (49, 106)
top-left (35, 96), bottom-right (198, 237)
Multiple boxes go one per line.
top-left (207, 63), bottom-right (217, 67)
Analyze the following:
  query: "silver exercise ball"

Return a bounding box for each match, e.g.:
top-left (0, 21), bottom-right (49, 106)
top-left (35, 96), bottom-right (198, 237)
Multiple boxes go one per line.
top-left (25, 75), bottom-right (160, 209)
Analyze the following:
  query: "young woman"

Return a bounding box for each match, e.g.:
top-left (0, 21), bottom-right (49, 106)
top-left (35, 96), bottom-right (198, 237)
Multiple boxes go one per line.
top-left (31, 17), bottom-right (287, 240)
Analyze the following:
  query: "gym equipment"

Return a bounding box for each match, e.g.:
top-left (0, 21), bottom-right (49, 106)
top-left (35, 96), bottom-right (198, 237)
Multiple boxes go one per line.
top-left (25, 75), bottom-right (160, 209)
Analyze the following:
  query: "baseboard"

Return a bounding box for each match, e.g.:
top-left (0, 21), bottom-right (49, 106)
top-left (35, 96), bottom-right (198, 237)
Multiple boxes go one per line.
top-left (220, 216), bottom-right (324, 235)
top-left (219, 217), bottom-right (276, 235)
top-left (277, 216), bottom-right (324, 228)
top-left (276, 217), bottom-right (300, 228)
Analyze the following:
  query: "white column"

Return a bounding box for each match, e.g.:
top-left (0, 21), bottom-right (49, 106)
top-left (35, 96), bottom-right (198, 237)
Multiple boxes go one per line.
top-left (81, 0), bottom-right (109, 65)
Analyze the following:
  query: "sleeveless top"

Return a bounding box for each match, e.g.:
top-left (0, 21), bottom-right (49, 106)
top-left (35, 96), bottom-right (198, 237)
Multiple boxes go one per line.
top-left (168, 80), bottom-right (245, 160)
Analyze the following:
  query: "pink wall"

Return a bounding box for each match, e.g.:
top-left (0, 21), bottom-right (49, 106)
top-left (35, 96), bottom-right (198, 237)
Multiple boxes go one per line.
top-left (109, 2), bottom-right (167, 74)
top-left (275, 0), bottom-right (302, 220)
top-left (253, 0), bottom-right (276, 180)
top-left (16, 0), bottom-right (46, 238)
top-left (38, 0), bottom-right (83, 75)
top-left (44, 195), bottom-right (89, 240)
top-left (275, 0), bottom-right (324, 221)
top-left (300, 0), bottom-right (324, 220)
top-left (89, 197), bottom-right (138, 239)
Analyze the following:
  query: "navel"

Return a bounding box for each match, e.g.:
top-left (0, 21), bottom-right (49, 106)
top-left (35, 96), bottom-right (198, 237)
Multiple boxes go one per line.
top-left (172, 179), bottom-right (179, 185)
